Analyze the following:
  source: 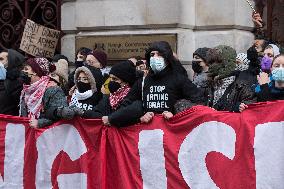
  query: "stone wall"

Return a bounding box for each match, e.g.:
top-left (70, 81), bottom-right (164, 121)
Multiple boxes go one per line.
top-left (61, 0), bottom-right (255, 68)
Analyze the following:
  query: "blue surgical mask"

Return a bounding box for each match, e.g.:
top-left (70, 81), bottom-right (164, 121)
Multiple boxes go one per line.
top-left (272, 67), bottom-right (284, 81)
top-left (150, 57), bottom-right (166, 73)
top-left (0, 62), bottom-right (7, 80)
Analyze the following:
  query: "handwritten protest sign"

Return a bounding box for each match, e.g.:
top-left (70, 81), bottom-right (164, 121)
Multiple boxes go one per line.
top-left (20, 19), bottom-right (60, 58)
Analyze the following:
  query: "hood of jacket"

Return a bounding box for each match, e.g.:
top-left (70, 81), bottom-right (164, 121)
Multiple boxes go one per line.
top-left (74, 66), bottom-right (97, 93)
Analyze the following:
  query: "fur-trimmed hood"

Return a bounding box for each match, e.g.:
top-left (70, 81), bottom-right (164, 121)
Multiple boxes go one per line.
top-left (74, 66), bottom-right (97, 92)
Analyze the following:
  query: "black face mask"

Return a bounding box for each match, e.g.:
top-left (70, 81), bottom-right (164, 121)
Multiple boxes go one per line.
top-left (192, 61), bottom-right (203, 74)
top-left (19, 72), bottom-right (31, 85)
top-left (109, 81), bottom-right (121, 93)
top-left (75, 61), bottom-right (84, 68)
top-left (77, 81), bottom-right (91, 93)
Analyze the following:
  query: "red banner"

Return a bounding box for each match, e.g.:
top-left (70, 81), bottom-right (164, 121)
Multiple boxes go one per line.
top-left (0, 101), bottom-right (284, 189)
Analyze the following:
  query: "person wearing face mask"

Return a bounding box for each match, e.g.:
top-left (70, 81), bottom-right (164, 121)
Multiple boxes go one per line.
top-left (256, 54), bottom-right (284, 102)
top-left (81, 60), bottom-right (143, 127)
top-left (124, 41), bottom-right (206, 123)
top-left (260, 44), bottom-right (280, 73)
top-left (192, 47), bottom-right (210, 88)
top-left (0, 49), bottom-right (25, 116)
top-left (19, 57), bottom-right (74, 128)
top-left (69, 66), bottom-right (102, 111)
top-left (68, 47), bottom-right (92, 90)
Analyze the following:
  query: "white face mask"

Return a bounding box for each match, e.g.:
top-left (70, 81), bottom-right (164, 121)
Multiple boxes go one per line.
top-left (150, 57), bottom-right (166, 73)
top-left (0, 62), bottom-right (7, 80)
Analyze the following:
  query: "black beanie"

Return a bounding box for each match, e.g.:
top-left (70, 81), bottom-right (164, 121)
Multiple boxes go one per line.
top-left (109, 60), bottom-right (136, 86)
top-left (193, 47), bottom-right (210, 63)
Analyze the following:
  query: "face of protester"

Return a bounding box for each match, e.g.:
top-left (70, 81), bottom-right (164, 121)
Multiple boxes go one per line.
top-left (49, 72), bottom-right (60, 85)
top-left (193, 55), bottom-right (207, 69)
top-left (77, 72), bottom-right (90, 84)
top-left (77, 52), bottom-right (86, 61)
top-left (271, 56), bottom-right (284, 72)
top-left (264, 48), bottom-right (274, 60)
top-left (86, 55), bottom-right (102, 69)
top-left (109, 74), bottom-right (127, 87)
top-left (0, 52), bottom-right (8, 68)
top-left (22, 65), bottom-right (40, 84)
top-left (254, 39), bottom-right (265, 53)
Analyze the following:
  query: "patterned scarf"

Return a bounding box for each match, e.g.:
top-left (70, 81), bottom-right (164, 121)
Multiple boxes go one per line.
top-left (213, 76), bottom-right (235, 106)
top-left (20, 76), bottom-right (50, 118)
top-left (109, 85), bottom-right (131, 110)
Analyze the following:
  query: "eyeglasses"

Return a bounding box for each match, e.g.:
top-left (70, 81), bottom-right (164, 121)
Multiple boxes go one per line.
top-left (77, 77), bottom-right (89, 82)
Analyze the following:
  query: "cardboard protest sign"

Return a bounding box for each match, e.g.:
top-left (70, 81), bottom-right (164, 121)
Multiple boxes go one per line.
top-left (20, 19), bottom-right (60, 58)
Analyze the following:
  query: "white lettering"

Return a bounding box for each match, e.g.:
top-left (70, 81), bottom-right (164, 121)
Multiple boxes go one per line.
top-left (36, 124), bottom-right (87, 189)
top-left (254, 122), bottom-right (284, 188)
top-left (0, 123), bottom-right (25, 189)
top-left (138, 130), bottom-right (166, 189)
top-left (178, 121), bottom-right (236, 188)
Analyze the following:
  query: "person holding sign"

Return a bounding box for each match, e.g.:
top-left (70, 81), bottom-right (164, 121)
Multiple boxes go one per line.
top-left (19, 58), bottom-right (74, 128)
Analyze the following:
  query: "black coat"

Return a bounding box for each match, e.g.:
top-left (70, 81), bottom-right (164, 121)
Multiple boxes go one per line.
top-left (0, 49), bottom-right (25, 116)
top-left (212, 70), bottom-right (257, 112)
top-left (125, 66), bottom-right (206, 114)
top-left (256, 82), bottom-right (284, 102)
top-left (83, 95), bottom-right (144, 127)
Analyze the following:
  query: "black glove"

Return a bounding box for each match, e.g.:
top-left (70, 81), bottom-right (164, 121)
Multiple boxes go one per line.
top-left (70, 105), bottom-right (85, 116)
top-left (56, 107), bottom-right (75, 120)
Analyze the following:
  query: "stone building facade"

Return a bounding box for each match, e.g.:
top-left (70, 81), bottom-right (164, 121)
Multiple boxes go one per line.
top-left (61, 0), bottom-right (256, 68)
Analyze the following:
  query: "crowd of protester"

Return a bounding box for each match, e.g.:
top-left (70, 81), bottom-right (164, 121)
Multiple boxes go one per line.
top-left (0, 13), bottom-right (283, 128)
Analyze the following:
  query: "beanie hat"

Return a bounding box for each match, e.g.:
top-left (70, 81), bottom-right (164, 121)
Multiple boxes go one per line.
top-left (208, 45), bottom-right (236, 80)
top-left (52, 59), bottom-right (69, 83)
top-left (193, 47), bottom-right (210, 63)
top-left (89, 50), bottom-right (108, 68)
top-left (109, 60), bottom-right (136, 86)
top-left (26, 57), bottom-right (51, 77)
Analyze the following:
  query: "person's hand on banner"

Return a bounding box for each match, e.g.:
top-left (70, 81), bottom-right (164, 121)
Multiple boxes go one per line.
top-left (239, 103), bottom-right (248, 112)
top-left (102, 116), bottom-right (110, 126)
top-left (140, 112), bottom-right (154, 123)
top-left (257, 72), bottom-right (270, 85)
top-left (162, 111), bottom-right (173, 120)
top-left (252, 12), bottom-right (263, 28)
top-left (29, 116), bottom-right (38, 128)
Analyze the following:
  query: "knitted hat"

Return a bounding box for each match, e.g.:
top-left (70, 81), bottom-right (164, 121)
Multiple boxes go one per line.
top-left (109, 60), bottom-right (136, 86)
top-left (88, 50), bottom-right (108, 68)
top-left (52, 59), bottom-right (69, 82)
top-left (193, 47), bottom-right (210, 63)
top-left (26, 57), bottom-right (51, 77)
top-left (208, 45), bottom-right (236, 80)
